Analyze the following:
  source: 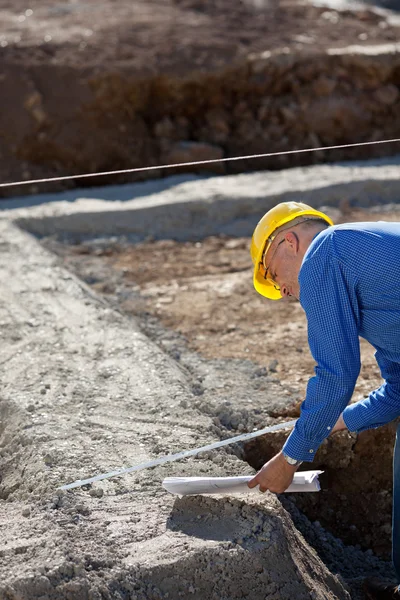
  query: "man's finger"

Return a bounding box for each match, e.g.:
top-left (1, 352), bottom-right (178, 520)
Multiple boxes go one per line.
top-left (259, 486), bottom-right (268, 493)
top-left (247, 475), bottom-right (260, 489)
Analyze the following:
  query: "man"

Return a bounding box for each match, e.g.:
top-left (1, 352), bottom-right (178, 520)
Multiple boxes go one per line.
top-left (247, 201), bottom-right (400, 599)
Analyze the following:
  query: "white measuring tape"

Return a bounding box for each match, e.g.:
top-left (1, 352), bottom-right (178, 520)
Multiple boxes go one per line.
top-left (2, 138), bottom-right (400, 189)
top-left (59, 419), bottom-right (297, 490)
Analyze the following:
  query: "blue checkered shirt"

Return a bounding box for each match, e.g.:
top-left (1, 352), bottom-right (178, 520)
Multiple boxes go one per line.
top-left (283, 221), bottom-right (400, 462)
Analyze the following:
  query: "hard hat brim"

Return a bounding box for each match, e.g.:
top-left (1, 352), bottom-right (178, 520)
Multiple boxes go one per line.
top-left (254, 268), bottom-right (282, 300)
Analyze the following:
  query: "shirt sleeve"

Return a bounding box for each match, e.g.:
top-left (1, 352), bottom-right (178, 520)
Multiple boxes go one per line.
top-left (283, 246), bottom-right (361, 462)
top-left (343, 350), bottom-right (400, 432)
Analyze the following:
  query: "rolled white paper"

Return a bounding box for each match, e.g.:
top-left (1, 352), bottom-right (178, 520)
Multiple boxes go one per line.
top-left (162, 471), bottom-right (324, 496)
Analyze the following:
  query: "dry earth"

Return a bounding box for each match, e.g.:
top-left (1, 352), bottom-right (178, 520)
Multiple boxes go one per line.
top-left (42, 201), bottom-right (400, 590)
top-left (0, 216), bottom-right (353, 600)
top-left (1, 0), bottom-right (399, 72)
top-left (54, 204), bottom-right (400, 419)
top-left (2, 0), bottom-right (400, 197)
top-left (1, 158), bottom-right (400, 600)
top-left (2, 1), bottom-right (400, 598)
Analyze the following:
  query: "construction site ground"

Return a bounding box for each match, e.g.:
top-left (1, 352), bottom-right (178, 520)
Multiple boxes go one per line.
top-left (45, 185), bottom-right (400, 561)
top-left (1, 158), bottom-right (400, 599)
top-left (2, 1), bottom-right (400, 599)
top-left (2, 0), bottom-right (400, 196)
top-left (2, 0), bottom-right (399, 74)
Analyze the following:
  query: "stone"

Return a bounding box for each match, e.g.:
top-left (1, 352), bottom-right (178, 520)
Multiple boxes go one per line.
top-left (163, 141), bottom-right (225, 174)
top-left (248, 50), bottom-right (272, 74)
top-left (154, 117), bottom-right (175, 139)
top-left (373, 84), bottom-right (399, 106)
top-left (280, 106), bottom-right (297, 123)
top-left (312, 76), bottom-right (337, 97)
top-left (24, 91), bottom-right (47, 124)
top-left (204, 109), bottom-right (231, 144)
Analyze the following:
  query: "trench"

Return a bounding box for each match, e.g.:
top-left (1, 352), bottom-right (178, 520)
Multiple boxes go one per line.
top-left (35, 202), bottom-right (400, 585)
top-left (2, 15), bottom-right (400, 199)
top-left (244, 421), bottom-right (397, 558)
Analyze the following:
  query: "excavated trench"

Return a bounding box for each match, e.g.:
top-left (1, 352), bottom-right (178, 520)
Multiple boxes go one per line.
top-left (38, 202), bottom-right (400, 574)
top-left (245, 421), bottom-right (397, 557)
top-left (2, 3), bottom-right (400, 199)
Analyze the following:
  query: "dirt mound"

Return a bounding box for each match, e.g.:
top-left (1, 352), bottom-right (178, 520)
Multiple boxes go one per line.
top-left (1, 0), bottom-right (400, 197)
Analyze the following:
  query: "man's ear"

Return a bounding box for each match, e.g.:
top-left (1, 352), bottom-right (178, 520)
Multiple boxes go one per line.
top-left (285, 231), bottom-right (299, 254)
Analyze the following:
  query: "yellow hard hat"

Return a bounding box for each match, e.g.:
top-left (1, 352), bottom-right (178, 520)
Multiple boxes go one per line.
top-left (250, 201), bottom-right (334, 300)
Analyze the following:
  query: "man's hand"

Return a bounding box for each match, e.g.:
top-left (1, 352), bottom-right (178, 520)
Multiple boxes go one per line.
top-left (330, 413), bottom-right (347, 435)
top-left (247, 451), bottom-right (299, 494)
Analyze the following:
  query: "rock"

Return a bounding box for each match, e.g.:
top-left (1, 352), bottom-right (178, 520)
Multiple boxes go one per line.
top-left (303, 97), bottom-right (369, 141)
top-left (312, 76), bottom-right (337, 97)
top-left (248, 50), bottom-right (272, 74)
top-left (203, 109), bottom-right (231, 144)
top-left (163, 141), bottom-right (225, 174)
top-left (268, 359), bottom-right (279, 372)
top-left (43, 453), bottom-right (53, 465)
top-left (373, 84), bottom-right (399, 106)
top-left (89, 487), bottom-right (104, 498)
top-left (24, 91), bottom-right (47, 124)
top-left (154, 117), bottom-right (175, 138)
top-left (320, 10), bottom-right (339, 24)
top-left (279, 105), bottom-right (297, 122)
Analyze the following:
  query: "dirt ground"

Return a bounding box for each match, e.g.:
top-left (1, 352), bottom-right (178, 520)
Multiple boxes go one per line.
top-left (55, 205), bottom-right (400, 408)
top-left (2, 2), bottom-right (400, 597)
top-left (2, 0), bottom-right (400, 198)
top-left (1, 0), bottom-right (399, 73)
top-left (42, 201), bottom-right (400, 571)
top-left (0, 207), bottom-right (358, 600)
